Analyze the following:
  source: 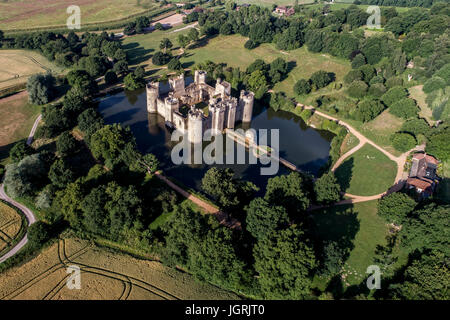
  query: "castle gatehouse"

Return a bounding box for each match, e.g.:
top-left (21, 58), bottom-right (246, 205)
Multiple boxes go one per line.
top-left (146, 70), bottom-right (254, 143)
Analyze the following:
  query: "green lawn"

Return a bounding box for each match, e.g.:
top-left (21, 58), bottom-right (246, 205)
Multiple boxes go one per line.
top-left (334, 144), bottom-right (397, 196)
top-left (123, 31), bottom-right (350, 95)
top-left (312, 200), bottom-right (388, 289)
top-left (340, 132), bottom-right (360, 156)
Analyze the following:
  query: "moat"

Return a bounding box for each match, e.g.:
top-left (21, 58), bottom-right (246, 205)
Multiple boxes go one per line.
top-left (97, 87), bottom-right (334, 192)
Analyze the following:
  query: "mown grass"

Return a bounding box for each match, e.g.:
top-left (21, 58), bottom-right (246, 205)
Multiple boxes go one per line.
top-left (0, 92), bottom-right (41, 165)
top-left (334, 144), bottom-right (397, 196)
top-left (311, 200), bottom-right (388, 289)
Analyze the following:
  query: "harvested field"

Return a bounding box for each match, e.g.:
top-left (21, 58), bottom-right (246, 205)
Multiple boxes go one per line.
top-left (0, 50), bottom-right (63, 91)
top-left (0, 202), bottom-right (24, 255)
top-left (0, 0), bottom-right (160, 31)
top-left (0, 238), bottom-right (240, 300)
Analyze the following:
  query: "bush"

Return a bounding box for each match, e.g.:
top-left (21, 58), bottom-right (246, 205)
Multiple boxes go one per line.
top-left (347, 80), bottom-right (368, 98)
top-left (381, 86), bottom-right (408, 108)
top-left (56, 131), bottom-right (78, 156)
top-left (358, 64), bottom-right (376, 83)
top-left (389, 98), bottom-right (419, 119)
top-left (426, 128), bottom-right (450, 161)
top-left (369, 75), bottom-right (385, 85)
top-left (391, 132), bottom-right (417, 152)
top-left (244, 39), bottom-right (259, 50)
top-left (423, 76), bottom-right (446, 93)
top-left (385, 76), bottom-right (403, 89)
top-left (294, 79), bottom-right (311, 95)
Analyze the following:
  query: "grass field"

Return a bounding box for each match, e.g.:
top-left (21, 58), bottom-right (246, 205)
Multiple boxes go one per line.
top-left (334, 144), bottom-right (397, 196)
top-left (0, 50), bottom-right (63, 91)
top-left (0, 0), bottom-right (159, 31)
top-left (0, 91), bottom-right (41, 165)
top-left (234, 0), bottom-right (314, 7)
top-left (0, 202), bottom-right (24, 255)
top-left (123, 32), bottom-right (350, 96)
top-left (0, 237), bottom-right (240, 300)
top-left (409, 85), bottom-right (435, 125)
top-left (340, 132), bottom-right (360, 156)
top-left (312, 200), bottom-right (388, 288)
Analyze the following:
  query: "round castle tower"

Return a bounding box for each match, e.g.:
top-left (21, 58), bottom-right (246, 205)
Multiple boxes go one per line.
top-left (146, 82), bottom-right (159, 113)
top-left (240, 90), bottom-right (255, 123)
top-left (188, 107), bottom-right (204, 144)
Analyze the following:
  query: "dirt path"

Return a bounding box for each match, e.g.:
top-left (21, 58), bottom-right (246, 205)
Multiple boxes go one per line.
top-left (154, 171), bottom-right (241, 230)
top-left (300, 104), bottom-right (423, 204)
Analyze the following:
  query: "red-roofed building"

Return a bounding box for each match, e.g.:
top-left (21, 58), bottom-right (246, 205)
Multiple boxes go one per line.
top-left (406, 153), bottom-right (440, 199)
top-left (274, 6), bottom-right (295, 17)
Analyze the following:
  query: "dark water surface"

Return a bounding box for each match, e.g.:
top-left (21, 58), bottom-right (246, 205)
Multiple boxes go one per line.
top-left (97, 88), bottom-right (334, 192)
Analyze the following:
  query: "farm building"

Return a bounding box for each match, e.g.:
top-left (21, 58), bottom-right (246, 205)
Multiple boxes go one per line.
top-left (406, 153), bottom-right (440, 199)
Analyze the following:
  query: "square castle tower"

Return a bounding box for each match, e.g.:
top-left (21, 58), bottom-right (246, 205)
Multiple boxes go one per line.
top-left (146, 70), bottom-right (254, 143)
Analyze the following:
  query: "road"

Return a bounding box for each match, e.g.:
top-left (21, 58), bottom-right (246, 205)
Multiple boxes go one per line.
top-left (0, 111), bottom-right (40, 263)
top-left (0, 184), bottom-right (36, 263)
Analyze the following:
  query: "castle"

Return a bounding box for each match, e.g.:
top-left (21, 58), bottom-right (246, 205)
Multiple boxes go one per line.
top-left (146, 70), bottom-right (254, 143)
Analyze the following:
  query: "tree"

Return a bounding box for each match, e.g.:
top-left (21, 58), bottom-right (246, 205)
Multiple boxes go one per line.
top-left (381, 86), bottom-right (408, 107)
top-left (347, 80), bottom-right (368, 98)
top-left (27, 73), bottom-right (56, 105)
top-left (351, 53), bottom-right (366, 69)
top-left (344, 69), bottom-right (363, 84)
top-left (426, 128), bottom-right (450, 161)
top-left (159, 38), bottom-right (173, 53)
top-left (56, 131), bottom-right (78, 156)
top-left (27, 221), bottom-right (51, 248)
top-left (389, 250), bottom-right (449, 300)
top-left (245, 70), bottom-right (268, 99)
top-left (201, 168), bottom-right (239, 209)
top-left (62, 87), bottom-right (86, 117)
top-left (245, 198), bottom-right (289, 240)
top-left (4, 154), bottom-right (48, 198)
top-left (168, 58), bottom-right (183, 71)
top-left (124, 72), bottom-right (145, 90)
top-left (294, 79), bottom-right (311, 95)
top-left (49, 159), bottom-right (76, 188)
top-left (188, 28), bottom-right (199, 42)
top-left (389, 98), bottom-right (419, 119)
top-left (177, 34), bottom-right (190, 49)
top-left (401, 118), bottom-right (430, 137)
top-left (244, 39), bottom-right (258, 50)
top-left (104, 70), bottom-right (118, 85)
top-left (77, 108), bottom-right (104, 138)
top-left (265, 172), bottom-right (310, 215)
top-left (368, 83), bottom-right (387, 97)
top-left (353, 99), bottom-right (385, 122)
top-left (320, 241), bottom-right (347, 277)
top-left (377, 192), bottom-right (416, 225)
top-left (310, 70), bottom-right (334, 89)
top-left (78, 55), bottom-right (108, 77)
top-left (314, 172), bottom-right (341, 204)
top-left (66, 70), bottom-right (98, 97)
top-left (81, 185), bottom-right (109, 235)
top-left (391, 132), bottom-right (417, 152)
top-left (89, 124), bottom-right (136, 169)
top-left (423, 77), bottom-right (446, 93)
top-left (358, 64), bottom-right (376, 83)
top-left (152, 51), bottom-right (172, 66)
top-left (253, 227), bottom-right (317, 299)
top-left (9, 140), bottom-right (33, 163)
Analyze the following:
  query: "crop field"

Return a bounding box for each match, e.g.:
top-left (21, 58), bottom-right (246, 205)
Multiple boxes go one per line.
top-left (123, 32), bottom-right (350, 96)
top-left (0, 50), bottom-right (63, 91)
top-left (0, 238), bottom-right (240, 300)
top-left (334, 144), bottom-right (397, 196)
top-left (0, 0), bottom-right (160, 31)
top-left (0, 91), bottom-right (41, 164)
top-left (0, 202), bottom-right (24, 255)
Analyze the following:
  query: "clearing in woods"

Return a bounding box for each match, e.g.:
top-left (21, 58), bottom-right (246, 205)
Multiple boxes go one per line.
top-left (0, 50), bottom-right (63, 91)
top-left (0, 0), bottom-right (159, 31)
top-left (0, 238), bottom-right (240, 300)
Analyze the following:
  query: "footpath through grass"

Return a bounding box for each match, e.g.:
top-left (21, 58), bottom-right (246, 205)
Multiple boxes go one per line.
top-left (334, 144), bottom-right (397, 196)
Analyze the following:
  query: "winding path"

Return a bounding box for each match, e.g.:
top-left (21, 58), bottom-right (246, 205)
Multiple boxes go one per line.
top-left (300, 104), bottom-right (422, 205)
top-left (0, 113), bottom-right (40, 263)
